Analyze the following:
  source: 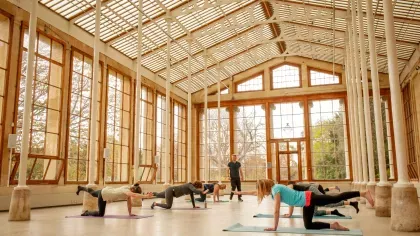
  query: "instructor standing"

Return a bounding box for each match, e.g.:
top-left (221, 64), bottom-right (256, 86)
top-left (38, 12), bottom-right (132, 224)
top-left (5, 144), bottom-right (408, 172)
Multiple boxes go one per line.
top-left (227, 154), bottom-right (244, 202)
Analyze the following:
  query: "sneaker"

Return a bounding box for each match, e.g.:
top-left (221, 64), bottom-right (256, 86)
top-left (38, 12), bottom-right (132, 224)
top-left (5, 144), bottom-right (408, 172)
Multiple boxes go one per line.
top-left (151, 202), bottom-right (155, 209)
top-left (238, 198), bottom-right (243, 202)
top-left (81, 210), bottom-right (89, 216)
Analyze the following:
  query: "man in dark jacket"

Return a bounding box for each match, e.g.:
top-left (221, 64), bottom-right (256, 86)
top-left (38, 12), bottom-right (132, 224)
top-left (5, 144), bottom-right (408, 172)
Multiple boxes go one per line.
top-left (227, 154), bottom-right (244, 202)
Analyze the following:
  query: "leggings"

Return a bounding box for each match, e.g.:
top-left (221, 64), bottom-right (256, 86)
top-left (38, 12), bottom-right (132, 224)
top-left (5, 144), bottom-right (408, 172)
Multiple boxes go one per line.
top-left (308, 185), bottom-right (344, 216)
top-left (229, 178), bottom-right (242, 199)
top-left (79, 187), bottom-right (107, 217)
top-left (195, 192), bottom-right (207, 202)
top-left (303, 191), bottom-right (360, 229)
top-left (153, 187), bottom-right (175, 209)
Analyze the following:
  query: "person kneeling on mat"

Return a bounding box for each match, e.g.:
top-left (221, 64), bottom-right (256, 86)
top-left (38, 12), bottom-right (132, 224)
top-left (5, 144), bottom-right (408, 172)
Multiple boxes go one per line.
top-left (76, 183), bottom-right (154, 217)
top-left (233, 179), bottom-right (374, 231)
top-left (286, 181), bottom-right (359, 218)
top-left (195, 183), bottom-right (227, 202)
top-left (151, 181), bottom-right (209, 209)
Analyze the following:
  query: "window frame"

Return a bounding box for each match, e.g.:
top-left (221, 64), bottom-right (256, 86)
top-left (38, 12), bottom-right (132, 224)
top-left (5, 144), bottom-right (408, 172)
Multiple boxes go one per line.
top-left (64, 48), bottom-right (103, 184)
top-left (171, 99), bottom-right (187, 184)
top-left (308, 67), bottom-right (342, 87)
top-left (155, 91), bottom-right (168, 183)
top-left (104, 66), bottom-right (132, 184)
top-left (270, 62), bottom-right (302, 90)
top-left (11, 25), bottom-right (66, 185)
top-left (0, 10), bottom-right (13, 180)
top-left (137, 83), bottom-right (156, 184)
top-left (234, 72), bottom-right (264, 93)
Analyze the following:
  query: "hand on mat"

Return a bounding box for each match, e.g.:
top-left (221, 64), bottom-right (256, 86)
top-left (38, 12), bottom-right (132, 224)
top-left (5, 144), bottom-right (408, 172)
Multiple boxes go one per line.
top-left (283, 214), bottom-right (291, 218)
top-left (264, 227), bottom-right (276, 231)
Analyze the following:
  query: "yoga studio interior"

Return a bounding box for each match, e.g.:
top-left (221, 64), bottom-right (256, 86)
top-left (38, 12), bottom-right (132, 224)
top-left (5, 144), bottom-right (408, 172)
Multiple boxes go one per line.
top-left (1, 0), bottom-right (420, 235)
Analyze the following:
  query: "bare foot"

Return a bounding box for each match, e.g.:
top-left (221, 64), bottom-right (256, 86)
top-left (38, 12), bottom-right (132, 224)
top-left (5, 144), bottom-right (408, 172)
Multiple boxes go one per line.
top-left (364, 190), bottom-right (375, 207)
top-left (330, 222), bottom-right (349, 231)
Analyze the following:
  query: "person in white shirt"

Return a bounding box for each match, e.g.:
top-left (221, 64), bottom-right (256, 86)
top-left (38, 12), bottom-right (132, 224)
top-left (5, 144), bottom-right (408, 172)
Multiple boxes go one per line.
top-left (76, 183), bottom-right (153, 217)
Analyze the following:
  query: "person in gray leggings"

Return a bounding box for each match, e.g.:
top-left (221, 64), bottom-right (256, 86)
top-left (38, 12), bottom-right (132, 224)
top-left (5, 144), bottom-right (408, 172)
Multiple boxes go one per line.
top-left (151, 181), bottom-right (209, 209)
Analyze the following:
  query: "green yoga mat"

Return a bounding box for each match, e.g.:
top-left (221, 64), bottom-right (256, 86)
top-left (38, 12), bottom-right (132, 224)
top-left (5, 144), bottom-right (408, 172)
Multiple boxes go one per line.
top-left (223, 223), bottom-right (362, 235)
top-left (253, 213), bottom-right (352, 219)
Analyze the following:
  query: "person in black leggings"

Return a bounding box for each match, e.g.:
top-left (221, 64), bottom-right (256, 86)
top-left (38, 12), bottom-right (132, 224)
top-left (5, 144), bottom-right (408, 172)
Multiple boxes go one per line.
top-left (76, 183), bottom-right (153, 217)
top-left (234, 179), bottom-right (374, 231)
top-left (151, 181), bottom-right (209, 209)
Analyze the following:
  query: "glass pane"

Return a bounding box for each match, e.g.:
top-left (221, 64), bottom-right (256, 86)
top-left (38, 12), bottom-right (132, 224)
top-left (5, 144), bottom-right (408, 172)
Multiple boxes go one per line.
top-left (46, 109), bottom-right (60, 133)
top-left (0, 41), bottom-right (8, 68)
top-left (45, 160), bottom-right (58, 180)
top-left (50, 63), bottom-right (62, 88)
top-left (48, 86), bottom-right (61, 110)
top-left (45, 133), bottom-right (58, 156)
top-left (0, 69), bottom-right (6, 96)
top-left (51, 41), bottom-right (63, 63)
top-left (0, 14), bottom-right (10, 42)
top-left (38, 34), bottom-right (51, 58)
top-left (31, 132), bottom-right (45, 154)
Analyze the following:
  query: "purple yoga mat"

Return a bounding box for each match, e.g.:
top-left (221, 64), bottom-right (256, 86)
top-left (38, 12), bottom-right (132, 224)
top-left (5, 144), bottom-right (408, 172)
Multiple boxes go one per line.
top-left (144, 207), bottom-right (210, 210)
top-left (66, 215), bottom-right (153, 219)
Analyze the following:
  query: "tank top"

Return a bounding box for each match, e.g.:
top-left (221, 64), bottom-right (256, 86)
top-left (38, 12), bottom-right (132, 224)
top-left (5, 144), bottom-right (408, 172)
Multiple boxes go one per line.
top-left (271, 184), bottom-right (306, 207)
top-left (101, 186), bottom-right (130, 202)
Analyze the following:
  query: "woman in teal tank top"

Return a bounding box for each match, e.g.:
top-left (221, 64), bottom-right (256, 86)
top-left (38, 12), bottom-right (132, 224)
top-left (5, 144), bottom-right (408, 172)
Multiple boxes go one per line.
top-left (234, 179), bottom-right (374, 232)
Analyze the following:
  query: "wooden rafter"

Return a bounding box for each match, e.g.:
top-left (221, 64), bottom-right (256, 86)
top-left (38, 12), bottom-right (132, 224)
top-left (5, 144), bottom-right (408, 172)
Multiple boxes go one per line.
top-left (260, 1), bottom-right (286, 54)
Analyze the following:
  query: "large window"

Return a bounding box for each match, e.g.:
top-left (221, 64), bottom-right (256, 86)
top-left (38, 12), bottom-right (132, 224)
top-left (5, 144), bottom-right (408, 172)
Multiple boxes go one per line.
top-left (173, 101), bottom-right (187, 183)
top-left (370, 96), bottom-right (396, 180)
top-left (105, 68), bottom-right (131, 183)
top-left (402, 84), bottom-right (418, 180)
top-left (233, 105), bottom-right (267, 180)
top-left (137, 85), bottom-right (155, 183)
top-left (270, 102), bottom-right (305, 139)
top-left (155, 93), bottom-right (167, 183)
top-left (66, 50), bottom-right (101, 183)
top-left (309, 68), bottom-right (340, 86)
top-left (12, 30), bottom-right (64, 183)
top-left (199, 107), bottom-right (230, 181)
top-left (271, 64), bottom-right (300, 89)
top-left (0, 13), bottom-right (11, 174)
top-left (309, 99), bottom-right (350, 180)
top-left (236, 74), bottom-right (263, 92)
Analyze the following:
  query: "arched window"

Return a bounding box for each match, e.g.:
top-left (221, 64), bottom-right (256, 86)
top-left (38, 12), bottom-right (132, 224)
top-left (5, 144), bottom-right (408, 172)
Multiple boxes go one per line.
top-left (271, 64), bottom-right (300, 89)
top-left (236, 74), bottom-right (263, 92)
top-left (309, 68), bottom-right (341, 86)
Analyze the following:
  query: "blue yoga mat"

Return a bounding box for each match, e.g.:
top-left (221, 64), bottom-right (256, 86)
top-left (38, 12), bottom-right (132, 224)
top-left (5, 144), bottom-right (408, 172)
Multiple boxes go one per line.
top-left (223, 223), bottom-right (363, 235)
top-left (253, 213), bottom-right (352, 219)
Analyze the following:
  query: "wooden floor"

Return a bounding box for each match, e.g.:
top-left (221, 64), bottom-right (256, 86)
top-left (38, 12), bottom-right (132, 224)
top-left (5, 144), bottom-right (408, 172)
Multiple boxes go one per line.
top-left (0, 195), bottom-right (417, 236)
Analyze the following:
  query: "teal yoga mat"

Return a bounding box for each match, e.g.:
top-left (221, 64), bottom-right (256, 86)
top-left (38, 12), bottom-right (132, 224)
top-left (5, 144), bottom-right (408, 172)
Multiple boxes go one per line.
top-left (223, 223), bottom-right (362, 235)
top-left (253, 213), bottom-right (352, 219)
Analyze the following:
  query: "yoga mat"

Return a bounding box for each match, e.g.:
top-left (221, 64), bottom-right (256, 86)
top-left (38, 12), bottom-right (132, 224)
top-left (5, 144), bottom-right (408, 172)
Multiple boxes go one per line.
top-left (253, 213), bottom-right (352, 219)
top-left (187, 200), bottom-right (230, 203)
top-left (144, 207), bottom-right (210, 210)
top-left (223, 223), bottom-right (363, 235)
top-left (66, 215), bottom-right (153, 219)
top-left (281, 205), bottom-right (346, 208)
